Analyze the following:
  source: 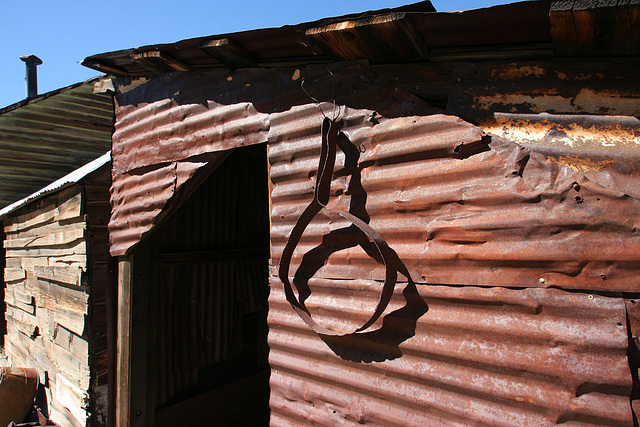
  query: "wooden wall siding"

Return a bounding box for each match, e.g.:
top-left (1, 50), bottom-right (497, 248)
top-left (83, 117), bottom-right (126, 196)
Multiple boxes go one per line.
top-left (3, 184), bottom-right (92, 427)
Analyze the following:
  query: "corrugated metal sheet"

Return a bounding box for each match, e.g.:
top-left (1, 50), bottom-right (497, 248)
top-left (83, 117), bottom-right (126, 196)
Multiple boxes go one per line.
top-left (107, 59), bottom-right (639, 424)
top-left (447, 61), bottom-right (640, 199)
top-left (0, 79), bottom-right (114, 209)
top-left (109, 63), bottom-right (440, 256)
top-left (269, 108), bottom-right (640, 293)
top-left (108, 157), bottom-right (224, 256)
top-left (262, 66), bottom-right (637, 425)
top-left (268, 282), bottom-right (631, 426)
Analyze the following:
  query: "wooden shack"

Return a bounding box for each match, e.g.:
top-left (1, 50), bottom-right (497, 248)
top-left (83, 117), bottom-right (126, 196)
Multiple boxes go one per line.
top-left (82, 1), bottom-right (640, 425)
top-left (0, 153), bottom-right (113, 426)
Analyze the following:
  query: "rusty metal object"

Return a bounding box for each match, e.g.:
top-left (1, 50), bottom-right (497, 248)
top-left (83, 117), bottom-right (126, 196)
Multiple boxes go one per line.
top-left (448, 61), bottom-right (640, 117)
top-left (107, 58), bottom-right (640, 426)
top-left (279, 117), bottom-right (418, 336)
top-left (0, 367), bottom-right (39, 426)
top-left (447, 61), bottom-right (640, 198)
top-left (477, 113), bottom-right (640, 198)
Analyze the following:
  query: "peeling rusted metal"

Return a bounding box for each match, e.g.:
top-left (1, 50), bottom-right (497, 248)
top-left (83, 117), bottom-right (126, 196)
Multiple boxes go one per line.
top-left (448, 61), bottom-right (640, 198)
top-left (108, 58), bottom-right (640, 424)
top-left (448, 61), bottom-right (640, 117)
top-left (477, 113), bottom-right (640, 198)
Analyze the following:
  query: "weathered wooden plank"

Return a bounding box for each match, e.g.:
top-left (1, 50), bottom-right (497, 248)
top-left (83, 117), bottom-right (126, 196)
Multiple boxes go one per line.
top-left (117, 257), bottom-right (133, 426)
top-left (51, 340), bottom-right (90, 383)
top-left (56, 190), bottom-right (83, 222)
top-left (5, 257), bottom-right (22, 269)
top-left (6, 217), bottom-right (85, 240)
top-left (4, 283), bottom-right (34, 312)
top-left (306, 13), bottom-right (427, 63)
top-left (3, 187), bottom-right (82, 233)
top-left (34, 265), bottom-right (83, 286)
top-left (4, 226), bottom-right (85, 249)
top-left (3, 209), bottom-right (55, 233)
top-left (5, 257), bottom-right (45, 272)
top-left (6, 305), bottom-right (39, 337)
top-left (5, 329), bottom-right (56, 382)
top-left (35, 278), bottom-right (89, 314)
top-left (55, 306), bottom-right (87, 337)
top-left (50, 400), bottom-right (85, 427)
top-left (3, 268), bottom-right (26, 282)
top-left (5, 240), bottom-right (87, 258)
top-left (55, 373), bottom-right (90, 426)
top-left (54, 324), bottom-right (89, 359)
top-left (50, 255), bottom-right (87, 266)
top-left (198, 38), bottom-right (258, 70)
top-left (12, 296), bottom-right (36, 315)
top-left (550, 1), bottom-right (640, 57)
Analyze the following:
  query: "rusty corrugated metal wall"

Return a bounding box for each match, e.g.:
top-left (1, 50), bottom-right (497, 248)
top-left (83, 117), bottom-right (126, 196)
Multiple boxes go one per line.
top-left (109, 61), bottom-right (638, 425)
top-left (267, 109), bottom-right (634, 425)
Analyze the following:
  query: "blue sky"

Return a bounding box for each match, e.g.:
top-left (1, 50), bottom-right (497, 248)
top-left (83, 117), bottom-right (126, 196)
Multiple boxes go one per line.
top-left (0, 0), bottom-right (513, 108)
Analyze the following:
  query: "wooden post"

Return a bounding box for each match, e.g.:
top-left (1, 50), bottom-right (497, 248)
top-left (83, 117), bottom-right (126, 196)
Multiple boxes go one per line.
top-left (116, 257), bottom-right (132, 427)
top-left (116, 249), bottom-right (154, 427)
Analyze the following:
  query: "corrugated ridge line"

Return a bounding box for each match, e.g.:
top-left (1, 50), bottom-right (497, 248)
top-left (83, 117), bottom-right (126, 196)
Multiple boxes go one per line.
top-left (267, 283), bottom-right (631, 426)
top-left (267, 115), bottom-right (640, 290)
top-left (269, 280), bottom-right (625, 351)
top-left (113, 87), bottom-right (270, 173)
top-left (269, 283), bottom-right (628, 384)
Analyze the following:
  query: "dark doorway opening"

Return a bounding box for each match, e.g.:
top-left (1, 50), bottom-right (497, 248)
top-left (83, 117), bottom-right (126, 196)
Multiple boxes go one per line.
top-left (148, 144), bottom-right (271, 426)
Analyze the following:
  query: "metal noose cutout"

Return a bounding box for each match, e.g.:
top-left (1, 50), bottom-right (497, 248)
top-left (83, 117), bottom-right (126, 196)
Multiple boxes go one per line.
top-left (278, 117), bottom-right (417, 336)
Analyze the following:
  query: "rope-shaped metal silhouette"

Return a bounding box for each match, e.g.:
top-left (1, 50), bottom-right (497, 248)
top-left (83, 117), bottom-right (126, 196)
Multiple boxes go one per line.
top-left (278, 117), bottom-right (416, 336)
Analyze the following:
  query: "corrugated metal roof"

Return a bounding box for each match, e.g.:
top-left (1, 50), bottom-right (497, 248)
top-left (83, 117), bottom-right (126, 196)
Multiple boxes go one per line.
top-left (0, 151), bottom-right (111, 219)
top-left (0, 78), bottom-right (114, 209)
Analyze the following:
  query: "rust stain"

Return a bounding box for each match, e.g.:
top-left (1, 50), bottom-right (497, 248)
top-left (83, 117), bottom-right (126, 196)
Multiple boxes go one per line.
top-left (491, 64), bottom-right (547, 80)
top-left (480, 114), bottom-right (640, 149)
top-left (550, 154), bottom-right (615, 173)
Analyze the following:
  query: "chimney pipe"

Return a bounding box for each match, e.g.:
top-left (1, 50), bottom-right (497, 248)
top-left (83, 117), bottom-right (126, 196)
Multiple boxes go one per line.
top-left (20, 55), bottom-right (43, 98)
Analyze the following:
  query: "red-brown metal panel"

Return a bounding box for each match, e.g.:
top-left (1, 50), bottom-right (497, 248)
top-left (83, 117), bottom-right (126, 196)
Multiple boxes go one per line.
top-left (109, 160), bottom-right (223, 256)
top-left (108, 62), bottom-right (639, 425)
top-left (268, 282), bottom-right (632, 426)
top-left (269, 109), bottom-right (640, 293)
top-left (109, 63), bottom-right (440, 256)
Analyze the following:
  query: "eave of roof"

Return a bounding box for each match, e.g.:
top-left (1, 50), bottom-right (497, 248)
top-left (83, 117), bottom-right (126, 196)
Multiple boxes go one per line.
top-left (0, 151), bottom-right (111, 219)
top-left (0, 77), bottom-right (115, 209)
top-left (81, 1), bottom-right (558, 77)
